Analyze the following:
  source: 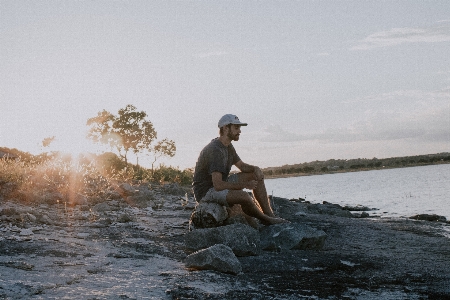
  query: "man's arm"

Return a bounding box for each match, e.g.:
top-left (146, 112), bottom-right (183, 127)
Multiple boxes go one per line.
top-left (211, 171), bottom-right (257, 191)
top-left (235, 160), bottom-right (264, 181)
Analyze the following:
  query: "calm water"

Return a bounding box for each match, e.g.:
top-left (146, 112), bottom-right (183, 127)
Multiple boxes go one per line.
top-left (265, 164), bottom-right (450, 219)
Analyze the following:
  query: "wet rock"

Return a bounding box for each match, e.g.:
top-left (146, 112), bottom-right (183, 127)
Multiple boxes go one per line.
top-left (185, 244), bottom-right (242, 275)
top-left (343, 205), bottom-right (375, 211)
top-left (185, 223), bottom-right (260, 256)
top-left (409, 214), bottom-right (447, 222)
top-left (352, 211), bottom-right (370, 218)
top-left (259, 223), bottom-right (327, 251)
top-left (306, 202), bottom-right (354, 218)
top-left (189, 202), bottom-right (228, 229)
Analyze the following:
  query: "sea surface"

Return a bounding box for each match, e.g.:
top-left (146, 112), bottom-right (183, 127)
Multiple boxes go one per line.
top-left (265, 164), bottom-right (450, 219)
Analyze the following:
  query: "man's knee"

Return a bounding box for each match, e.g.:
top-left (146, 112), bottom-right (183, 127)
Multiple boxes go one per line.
top-left (236, 172), bottom-right (257, 183)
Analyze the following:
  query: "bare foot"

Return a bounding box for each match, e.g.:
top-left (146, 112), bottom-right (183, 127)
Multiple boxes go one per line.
top-left (270, 217), bottom-right (290, 224)
top-left (261, 216), bottom-right (290, 225)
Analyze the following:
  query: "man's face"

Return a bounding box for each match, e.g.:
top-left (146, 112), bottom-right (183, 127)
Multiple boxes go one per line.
top-left (226, 124), bottom-right (242, 141)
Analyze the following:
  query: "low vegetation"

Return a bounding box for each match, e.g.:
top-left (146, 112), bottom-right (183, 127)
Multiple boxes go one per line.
top-left (0, 147), bottom-right (193, 206)
top-left (263, 152), bottom-right (450, 178)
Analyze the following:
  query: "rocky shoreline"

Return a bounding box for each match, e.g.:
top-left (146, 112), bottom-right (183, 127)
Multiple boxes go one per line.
top-left (1, 183), bottom-right (449, 299)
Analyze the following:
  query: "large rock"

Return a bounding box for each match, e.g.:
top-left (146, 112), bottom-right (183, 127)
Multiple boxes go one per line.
top-left (185, 223), bottom-right (260, 256)
top-left (93, 202), bottom-right (114, 212)
top-left (259, 223), bottom-right (327, 251)
top-left (68, 193), bottom-right (87, 206)
top-left (185, 244), bottom-right (242, 275)
top-left (306, 202), bottom-right (354, 218)
top-left (190, 202), bottom-right (228, 229)
top-left (161, 183), bottom-right (186, 196)
top-left (116, 183), bottom-right (137, 197)
top-left (126, 191), bottom-right (156, 208)
top-left (409, 214), bottom-right (447, 222)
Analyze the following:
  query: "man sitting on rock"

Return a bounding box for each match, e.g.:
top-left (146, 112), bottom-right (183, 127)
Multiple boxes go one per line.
top-left (192, 114), bottom-right (288, 225)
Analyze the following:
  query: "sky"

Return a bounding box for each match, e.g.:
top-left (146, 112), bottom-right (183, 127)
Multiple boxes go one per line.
top-left (1, 0), bottom-right (449, 170)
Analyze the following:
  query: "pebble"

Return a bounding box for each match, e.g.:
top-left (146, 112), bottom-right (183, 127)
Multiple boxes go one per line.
top-left (76, 233), bottom-right (90, 239)
top-left (19, 228), bottom-right (34, 236)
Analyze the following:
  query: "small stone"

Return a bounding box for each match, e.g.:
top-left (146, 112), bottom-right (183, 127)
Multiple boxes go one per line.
top-left (76, 233), bottom-right (89, 239)
top-left (19, 228), bottom-right (34, 236)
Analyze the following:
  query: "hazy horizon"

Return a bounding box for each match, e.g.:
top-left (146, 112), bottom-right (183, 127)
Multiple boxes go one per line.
top-left (1, 1), bottom-right (449, 169)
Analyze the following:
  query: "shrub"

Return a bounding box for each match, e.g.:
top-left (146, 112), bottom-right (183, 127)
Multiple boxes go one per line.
top-left (151, 165), bottom-right (193, 185)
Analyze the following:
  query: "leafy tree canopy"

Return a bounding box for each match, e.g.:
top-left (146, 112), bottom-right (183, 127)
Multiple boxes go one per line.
top-left (87, 104), bottom-right (172, 167)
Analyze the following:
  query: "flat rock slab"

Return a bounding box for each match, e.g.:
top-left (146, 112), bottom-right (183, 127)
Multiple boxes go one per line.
top-left (184, 223), bottom-right (260, 256)
top-left (259, 223), bottom-right (327, 251)
top-left (185, 244), bottom-right (242, 275)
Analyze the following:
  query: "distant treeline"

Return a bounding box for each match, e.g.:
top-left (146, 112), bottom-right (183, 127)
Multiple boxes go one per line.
top-left (262, 152), bottom-right (450, 178)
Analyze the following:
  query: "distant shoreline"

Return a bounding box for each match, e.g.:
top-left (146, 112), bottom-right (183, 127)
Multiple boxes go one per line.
top-left (264, 161), bottom-right (450, 180)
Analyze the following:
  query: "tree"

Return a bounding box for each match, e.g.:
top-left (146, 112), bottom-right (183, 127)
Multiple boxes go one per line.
top-left (86, 104), bottom-right (158, 166)
top-left (150, 138), bottom-right (176, 176)
top-left (42, 136), bottom-right (56, 148)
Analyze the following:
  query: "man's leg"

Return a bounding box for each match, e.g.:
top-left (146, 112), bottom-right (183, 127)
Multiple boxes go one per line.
top-left (235, 172), bottom-right (275, 217)
top-left (225, 189), bottom-right (286, 225)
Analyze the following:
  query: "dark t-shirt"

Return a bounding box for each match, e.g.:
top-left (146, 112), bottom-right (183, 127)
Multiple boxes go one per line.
top-left (192, 138), bottom-right (241, 201)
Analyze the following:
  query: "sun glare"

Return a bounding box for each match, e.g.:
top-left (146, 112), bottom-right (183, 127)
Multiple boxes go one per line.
top-left (42, 133), bottom-right (101, 159)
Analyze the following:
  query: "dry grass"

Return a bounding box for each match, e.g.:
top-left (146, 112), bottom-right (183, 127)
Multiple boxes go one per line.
top-left (0, 155), bottom-right (129, 206)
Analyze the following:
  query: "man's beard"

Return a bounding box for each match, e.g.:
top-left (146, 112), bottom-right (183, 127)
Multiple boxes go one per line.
top-left (227, 131), bottom-right (240, 141)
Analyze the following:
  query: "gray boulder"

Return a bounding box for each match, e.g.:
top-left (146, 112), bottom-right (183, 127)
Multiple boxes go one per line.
top-left (185, 244), bottom-right (242, 275)
top-left (409, 214), bottom-right (447, 222)
top-left (161, 183), bottom-right (186, 196)
top-left (93, 202), bottom-right (114, 212)
top-left (126, 191), bottom-right (156, 208)
top-left (306, 202), bottom-right (354, 218)
top-left (117, 183), bottom-right (137, 197)
top-left (260, 223), bottom-right (327, 251)
top-left (69, 193), bottom-right (87, 206)
top-left (185, 223), bottom-right (260, 256)
top-left (190, 202), bottom-right (228, 229)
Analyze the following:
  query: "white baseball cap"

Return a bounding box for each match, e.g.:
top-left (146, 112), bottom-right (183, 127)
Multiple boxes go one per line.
top-left (218, 114), bottom-right (248, 128)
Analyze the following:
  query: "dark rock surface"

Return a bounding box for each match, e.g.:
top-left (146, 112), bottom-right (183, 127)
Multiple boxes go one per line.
top-left (1, 189), bottom-right (450, 299)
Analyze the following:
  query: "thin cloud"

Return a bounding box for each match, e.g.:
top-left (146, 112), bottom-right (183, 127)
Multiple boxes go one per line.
top-left (259, 125), bottom-right (309, 143)
top-left (261, 88), bottom-right (449, 145)
top-left (195, 51), bottom-right (229, 58)
top-left (322, 88), bottom-right (450, 143)
top-left (351, 23), bottom-right (450, 50)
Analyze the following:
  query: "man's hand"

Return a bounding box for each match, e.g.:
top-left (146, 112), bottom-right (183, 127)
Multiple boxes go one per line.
top-left (254, 166), bottom-right (264, 181)
top-left (244, 180), bottom-right (258, 190)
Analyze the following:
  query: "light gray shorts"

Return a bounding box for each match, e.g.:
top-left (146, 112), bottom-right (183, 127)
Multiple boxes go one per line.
top-left (200, 173), bottom-right (239, 207)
